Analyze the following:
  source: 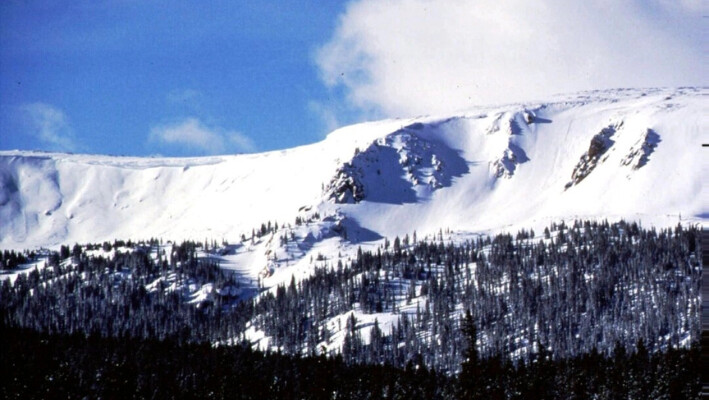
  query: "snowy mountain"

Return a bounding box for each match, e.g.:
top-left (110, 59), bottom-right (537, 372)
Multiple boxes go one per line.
top-left (1, 87), bottom-right (704, 252)
top-left (1, 87), bottom-right (704, 372)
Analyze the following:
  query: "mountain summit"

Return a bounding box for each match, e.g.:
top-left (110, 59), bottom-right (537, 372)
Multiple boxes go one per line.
top-left (0, 87), bottom-right (704, 250)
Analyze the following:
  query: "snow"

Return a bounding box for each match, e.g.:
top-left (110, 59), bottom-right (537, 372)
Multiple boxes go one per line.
top-left (1, 88), bottom-right (704, 253)
top-left (346, 88), bottom-right (705, 239)
top-left (1, 88), bottom-right (704, 353)
top-left (0, 256), bottom-right (47, 285)
top-left (1, 87), bottom-right (705, 308)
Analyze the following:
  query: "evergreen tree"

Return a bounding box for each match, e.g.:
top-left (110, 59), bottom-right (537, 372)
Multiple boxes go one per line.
top-left (459, 310), bottom-right (481, 399)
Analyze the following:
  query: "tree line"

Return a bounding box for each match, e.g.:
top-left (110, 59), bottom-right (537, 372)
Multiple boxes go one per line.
top-left (0, 220), bottom-right (701, 396)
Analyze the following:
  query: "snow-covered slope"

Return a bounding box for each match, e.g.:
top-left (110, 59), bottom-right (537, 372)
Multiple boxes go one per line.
top-left (1, 87), bottom-right (705, 251)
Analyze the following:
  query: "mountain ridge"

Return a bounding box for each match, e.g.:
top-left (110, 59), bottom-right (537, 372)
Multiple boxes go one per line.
top-left (1, 87), bottom-right (704, 373)
top-left (0, 87), bottom-right (705, 251)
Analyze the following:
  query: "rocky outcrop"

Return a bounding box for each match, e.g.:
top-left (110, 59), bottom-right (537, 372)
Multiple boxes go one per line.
top-left (621, 129), bottom-right (660, 170)
top-left (566, 122), bottom-right (622, 189)
top-left (325, 162), bottom-right (365, 204)
top-left (324, 125), bottom-right (468, 204)
top-left (487, 112), bottom-right (531, 179)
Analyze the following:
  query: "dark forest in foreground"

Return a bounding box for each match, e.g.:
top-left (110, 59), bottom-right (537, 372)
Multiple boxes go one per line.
top-left (0, 326), bottom-right (699, 399)
top-left (0, 220), bottom-right (702, 397)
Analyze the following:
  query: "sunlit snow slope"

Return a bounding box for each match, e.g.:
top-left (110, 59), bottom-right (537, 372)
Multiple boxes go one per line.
top-left (0, 88), bottom-right (705, 249)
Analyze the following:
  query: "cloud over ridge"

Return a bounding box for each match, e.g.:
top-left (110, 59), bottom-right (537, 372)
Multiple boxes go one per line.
top-left (21, 103), bottom-right (77, 151)
top-left (317, 0), bottom-right (704, 117)
top-left (150, 118), bottom-right (255, 155)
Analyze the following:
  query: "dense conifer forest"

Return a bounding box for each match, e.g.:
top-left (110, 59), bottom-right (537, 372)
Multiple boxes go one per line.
top-left (1, 325), bottom-right (699, 399)
top-left (0, 220), bottom-right (701, 398)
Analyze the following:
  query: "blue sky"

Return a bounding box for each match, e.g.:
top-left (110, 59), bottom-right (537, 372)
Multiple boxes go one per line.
top-left (0, 1), bottom-right (352, 156)
top-left (1, 1), bottom-right (702, 157)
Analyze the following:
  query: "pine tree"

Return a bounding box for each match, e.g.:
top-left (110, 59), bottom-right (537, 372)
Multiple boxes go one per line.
top-left (459, 310), bottom-right (481, 399)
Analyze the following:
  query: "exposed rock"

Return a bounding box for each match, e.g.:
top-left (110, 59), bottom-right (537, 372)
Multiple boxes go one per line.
top-left (491, 149), bottom-right (518, 178)
top-left (490, 142), bottom-right (529, 179)
top-left (324, 126), bottom-right (468, 204)
top-left (325, 162), bottom-right (365, 204)
top-left (621, 129), bottom-right (660, 170)
top-left (565, 122), bottom-right (622, 189)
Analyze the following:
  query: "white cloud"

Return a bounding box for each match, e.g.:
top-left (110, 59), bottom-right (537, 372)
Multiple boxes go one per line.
top-left (227, 132), bottom-right (257, 153)
top-left (308, 100), bottom-right (342, 135)
top-left (317, 0), bottom-right (704, 117)
top-left (21, 103), bottom-right (77, 151)
top-left (150, 118), bottom-right (255, 154)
